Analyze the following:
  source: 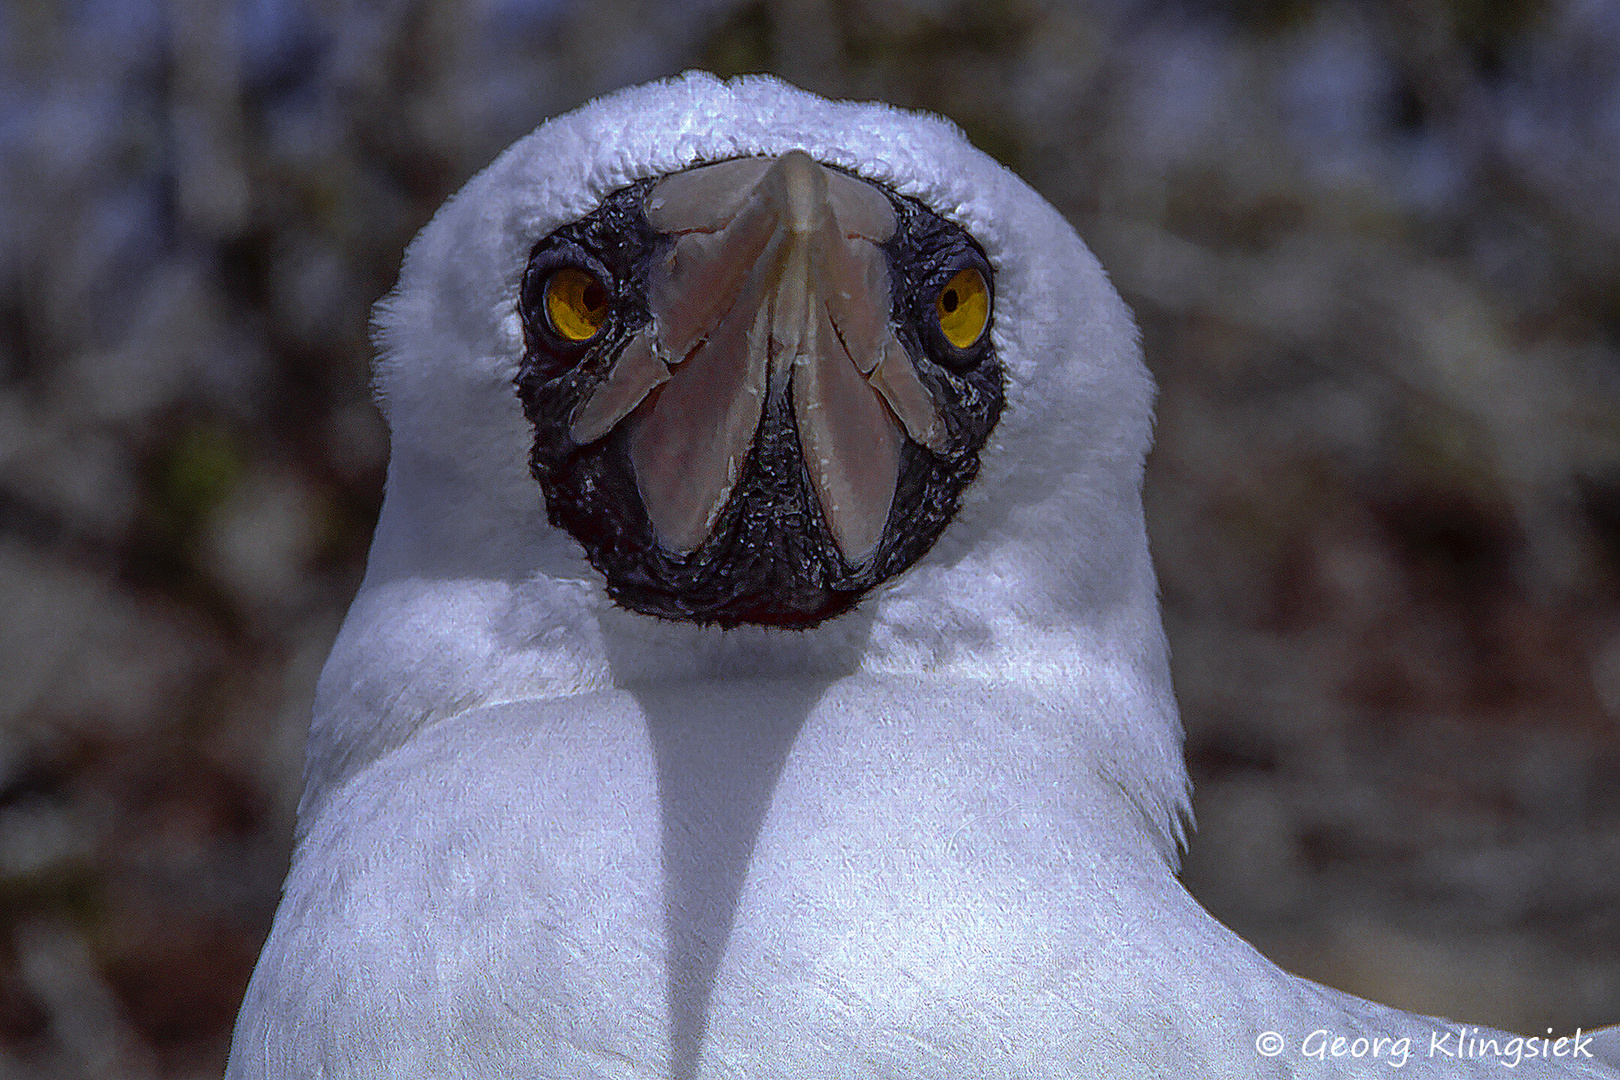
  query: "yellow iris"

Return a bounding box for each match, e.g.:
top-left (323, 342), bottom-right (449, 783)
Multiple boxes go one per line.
top-left (935, 266), bottom-right (989, 350)
top-left (544, 267), bottom-right (609, 342)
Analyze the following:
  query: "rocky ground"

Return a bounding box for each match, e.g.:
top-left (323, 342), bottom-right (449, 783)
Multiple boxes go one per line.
top-left (1, 0), bottom-right (1616, 1075)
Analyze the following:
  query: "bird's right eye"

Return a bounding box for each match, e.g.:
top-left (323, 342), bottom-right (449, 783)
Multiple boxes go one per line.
top-left (544, 267), bottom-right (610, 342)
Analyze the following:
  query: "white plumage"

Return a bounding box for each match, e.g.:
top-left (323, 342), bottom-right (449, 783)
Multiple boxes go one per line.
top-left (226, 72), bottom-right (1619, 1079)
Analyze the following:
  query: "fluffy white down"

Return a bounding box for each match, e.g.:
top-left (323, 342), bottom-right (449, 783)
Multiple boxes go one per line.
top-left (227, 73), bottom-right (1619, 1079)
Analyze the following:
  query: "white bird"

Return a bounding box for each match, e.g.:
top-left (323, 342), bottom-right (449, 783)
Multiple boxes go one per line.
top-left (226, 72), bottom-right (1619, 1079)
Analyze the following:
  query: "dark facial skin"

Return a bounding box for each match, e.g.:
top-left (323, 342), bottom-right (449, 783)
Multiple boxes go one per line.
top-left (514, 166), bottom-right (1004, 629)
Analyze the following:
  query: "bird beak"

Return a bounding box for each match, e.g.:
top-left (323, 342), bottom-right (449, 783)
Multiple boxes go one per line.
top-left (569, 150), bottom-right (945, 564)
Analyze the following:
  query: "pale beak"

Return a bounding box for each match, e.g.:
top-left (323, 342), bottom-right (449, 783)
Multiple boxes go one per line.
top-left (569, 150), bottom-right (945, 564)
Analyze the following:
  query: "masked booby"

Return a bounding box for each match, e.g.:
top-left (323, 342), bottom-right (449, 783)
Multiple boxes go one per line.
top-left (225, 72), bottom-right (1620, 1079)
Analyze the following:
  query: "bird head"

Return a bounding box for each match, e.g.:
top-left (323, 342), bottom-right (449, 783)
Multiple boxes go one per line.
top-left (370, 73), bottom-right (1156, 648)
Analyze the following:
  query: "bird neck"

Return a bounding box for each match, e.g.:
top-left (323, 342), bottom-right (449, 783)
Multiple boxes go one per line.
top-left (297, 461), bottom-right (1190, 858)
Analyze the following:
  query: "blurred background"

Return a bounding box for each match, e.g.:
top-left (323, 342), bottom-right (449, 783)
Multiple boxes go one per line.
top-left (1, 0), bottom-right (1617, 1075)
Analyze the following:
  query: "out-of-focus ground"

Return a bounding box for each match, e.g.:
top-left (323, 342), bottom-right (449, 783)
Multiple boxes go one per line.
top-left (1, 0), bottom-right (1617, 1075)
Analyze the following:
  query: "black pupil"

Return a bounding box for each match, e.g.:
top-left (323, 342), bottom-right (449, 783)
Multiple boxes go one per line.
top-left (941, 288), bottom-right (959, 313)
top-left (582, 279), bottom-right (606, 312)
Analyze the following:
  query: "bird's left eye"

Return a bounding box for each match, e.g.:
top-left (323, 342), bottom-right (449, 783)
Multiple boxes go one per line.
top-left (935, 266), bottom-right (990, 350)
top-left (544, 267), bottom-right (610, 342)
